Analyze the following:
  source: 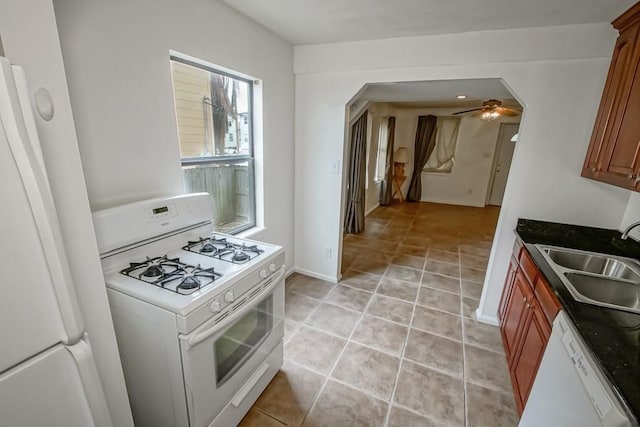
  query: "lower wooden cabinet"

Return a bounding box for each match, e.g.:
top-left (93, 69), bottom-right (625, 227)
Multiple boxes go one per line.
top-left (498, 242), bottom-right (560, 415)
top-left (509, 298), bottom-right (551, 413)
top-left (500, 267), bottom-right (531, 362)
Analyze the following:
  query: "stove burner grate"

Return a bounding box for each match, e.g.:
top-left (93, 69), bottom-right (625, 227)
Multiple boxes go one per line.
top-left (120, 256), bottom-right (222, 294)
top-left (183, 237), bottom-right (264, 264)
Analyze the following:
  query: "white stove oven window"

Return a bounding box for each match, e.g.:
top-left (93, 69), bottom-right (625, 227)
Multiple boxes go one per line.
top-left (214, 297), bottom-right (273, 385)
top-left (179, 277), bottom-right (284, 427)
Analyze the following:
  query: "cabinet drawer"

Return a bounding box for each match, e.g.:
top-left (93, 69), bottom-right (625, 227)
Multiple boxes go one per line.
top-left (534, 276), bottom-right (561, 325)
top-left (519, 250), bottom-right (538, 286)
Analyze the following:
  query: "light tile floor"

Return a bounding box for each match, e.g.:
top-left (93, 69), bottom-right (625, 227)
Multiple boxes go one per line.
top-left (240, 202), bottom-right (518, 427)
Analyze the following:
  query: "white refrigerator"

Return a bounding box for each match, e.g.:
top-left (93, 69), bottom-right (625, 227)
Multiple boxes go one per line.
top-left (0, 56), bottom-right (113, 425)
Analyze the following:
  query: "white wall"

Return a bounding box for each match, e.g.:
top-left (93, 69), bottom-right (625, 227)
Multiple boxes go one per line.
top-left (0, 1), bottom-right (133, 425)
top-left (391, 107), bottom-right (519, 207)
top-left (53, 0), bottom-right (295, 269)
top-left (620, 193), bottom-right (640, 241)
top-left (293, 24), bottom-right (632, 323)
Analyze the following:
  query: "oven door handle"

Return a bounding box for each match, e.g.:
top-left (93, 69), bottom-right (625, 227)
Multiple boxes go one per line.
top-left (180, 266), bottom-right (285, 349)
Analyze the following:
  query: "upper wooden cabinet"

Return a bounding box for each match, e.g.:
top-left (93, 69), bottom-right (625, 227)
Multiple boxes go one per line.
top-left (582, 2), bottom-right (640, 190)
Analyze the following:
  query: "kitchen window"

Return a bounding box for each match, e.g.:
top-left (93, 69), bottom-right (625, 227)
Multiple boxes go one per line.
top-left (170, 56), bottom-right (256, 234)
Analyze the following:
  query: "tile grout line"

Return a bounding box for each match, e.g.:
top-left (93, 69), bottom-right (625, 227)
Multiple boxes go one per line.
top-left (459, 243), bottom-right (469, 427)
top-left (284, 342), bottom-right (467, 390)
top-left (252, 407), bottom-right (287, 426)
top-left (290, 282), bottom-right (494, 354)
top-left (284, 207), bottom-right (498, 426)
top-left (298, 270), bottom-right (386, 426)
top-left (382, 247), bottom-right (426, 427)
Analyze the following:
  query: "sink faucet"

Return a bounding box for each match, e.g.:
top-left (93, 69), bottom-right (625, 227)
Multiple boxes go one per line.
top-left (621, 220), bottom-right (640, 240)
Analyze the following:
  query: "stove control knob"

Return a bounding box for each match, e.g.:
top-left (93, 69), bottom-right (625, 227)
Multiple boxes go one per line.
top-left (210, 300), bottom-right (221, 313)
top-left (259, 269), bottom-right (268, 279)
top-left (268, 263), bottom-right (276, 272)
top-left (224, 291), bottom-right (235, 303)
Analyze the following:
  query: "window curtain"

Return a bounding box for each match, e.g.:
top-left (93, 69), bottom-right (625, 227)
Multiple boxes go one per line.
top-left (424, 117), bottom-right (461, 172)
top-left (380, 116), bottom-right (396, 206)
top-left (344, 112), bottom-right (368, 234)
top-left (406, 115), bottom-right (438, 202)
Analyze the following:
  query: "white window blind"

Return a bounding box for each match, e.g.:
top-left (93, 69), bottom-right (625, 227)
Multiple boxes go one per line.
top-left (424, 117), bottom-right (460, 173)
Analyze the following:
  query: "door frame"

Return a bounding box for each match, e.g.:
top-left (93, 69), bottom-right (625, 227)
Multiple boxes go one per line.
top-left (485, 122), bottom-right (519, 206)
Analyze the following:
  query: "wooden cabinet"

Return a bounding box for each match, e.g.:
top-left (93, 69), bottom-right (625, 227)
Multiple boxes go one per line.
top-left (582, 3), bottom-right (640, 190)
top-left (500, 268), bottom-right (531, 362)
top-left (498, 256), bottom-right (518, 323)
top-left (510, 303), bottom-right (551, 413)
top-left (498, 240), bottom-right (561, 415)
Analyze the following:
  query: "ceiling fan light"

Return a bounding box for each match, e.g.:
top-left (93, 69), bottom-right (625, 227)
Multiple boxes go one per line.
top-left (481, 110), bottom-right (501, 121)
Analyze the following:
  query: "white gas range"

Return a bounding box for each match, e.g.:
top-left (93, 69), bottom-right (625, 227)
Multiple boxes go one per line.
top-left (93, 193), bottom-right (285, 427)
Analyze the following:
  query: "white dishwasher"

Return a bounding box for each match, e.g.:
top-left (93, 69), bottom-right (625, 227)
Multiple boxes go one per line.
top-left (520, 311), bottom-right (633, 427)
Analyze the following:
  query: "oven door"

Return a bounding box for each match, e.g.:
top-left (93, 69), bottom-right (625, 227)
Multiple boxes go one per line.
top-left (179, 268), bottom-right (284, 427)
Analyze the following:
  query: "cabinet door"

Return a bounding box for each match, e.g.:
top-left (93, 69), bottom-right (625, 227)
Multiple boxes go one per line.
top-left (510, 303), bottom-right (551, 414)
top-left (498, 256), bottom-right (518, 322)
top-left (603, 48), bottom-right (640, 184)
top-left (500, 268), bottom-right (532, 364)
top-left (583, 26), bottom-right (640, 179)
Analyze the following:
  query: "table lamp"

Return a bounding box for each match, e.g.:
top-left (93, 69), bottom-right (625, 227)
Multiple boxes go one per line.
top-left (394, 147), bottom-right (409, 178)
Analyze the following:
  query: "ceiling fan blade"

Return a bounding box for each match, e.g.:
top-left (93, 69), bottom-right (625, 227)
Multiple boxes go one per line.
top-left (497, 107), bottom-right (521, 117)
top-left (453, 107), bottom-right (483, 115)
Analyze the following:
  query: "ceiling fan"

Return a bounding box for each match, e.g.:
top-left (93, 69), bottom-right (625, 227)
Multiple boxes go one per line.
top-left (453, 99), bottom-right (521, 121)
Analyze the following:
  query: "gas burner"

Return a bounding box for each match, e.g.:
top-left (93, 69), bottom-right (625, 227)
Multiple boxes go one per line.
top-left (121, 255), bottom-right (183, 279)
top-left (200, 241), bottom-right (216, 253)
top-left (183, 236), bottom-right (264, 264)
top-left (161, 264), bottom-right (221, 294)
top-left (120, 257), bottom-right (222, 294)
top-left (232, 250), bottom-right (249, 263)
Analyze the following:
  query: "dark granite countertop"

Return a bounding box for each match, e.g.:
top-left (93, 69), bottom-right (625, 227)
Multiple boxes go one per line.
top-left (516, 219), bottom-right (640, 425)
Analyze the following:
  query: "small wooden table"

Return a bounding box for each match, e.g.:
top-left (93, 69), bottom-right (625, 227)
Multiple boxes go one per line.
top-left (392, 175), bottom-right (407, 202)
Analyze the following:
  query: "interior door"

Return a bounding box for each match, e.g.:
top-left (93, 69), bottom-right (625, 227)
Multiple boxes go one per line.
top-left (488, 123), bottom-right (519, 206)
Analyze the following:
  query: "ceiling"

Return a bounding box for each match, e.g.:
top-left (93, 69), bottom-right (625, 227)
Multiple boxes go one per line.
top-left (357, 79), bottom-right (520, 109)
top-left (221, 0), bottom-right (636, 45)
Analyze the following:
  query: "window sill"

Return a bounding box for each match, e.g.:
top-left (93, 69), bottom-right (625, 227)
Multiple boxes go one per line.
top-left (236, 226), bottom-right (266, 240)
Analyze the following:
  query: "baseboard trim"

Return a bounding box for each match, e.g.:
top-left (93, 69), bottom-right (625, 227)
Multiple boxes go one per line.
top-left (293, 267), bottom-right (338, 283)
top-left (420, 197), bottom-right (485, 208)
top-left (365, 202), bottom-right (380, 217)
top-left (285, 267), bottom-right (296, 278)
top-left (475, 308), bottom-right (499, 326)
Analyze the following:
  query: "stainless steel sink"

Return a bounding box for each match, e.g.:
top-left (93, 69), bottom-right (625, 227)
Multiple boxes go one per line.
top-left (564, 272), bottom-right (640, 313)
top-left (542, 248), bottom-right (640, 281)
top-left (536, 244), bottom-right (640, 315)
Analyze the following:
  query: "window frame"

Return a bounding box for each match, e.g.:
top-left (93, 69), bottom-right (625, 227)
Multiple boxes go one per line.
top-left (170, 55), bottom-right (256, 235)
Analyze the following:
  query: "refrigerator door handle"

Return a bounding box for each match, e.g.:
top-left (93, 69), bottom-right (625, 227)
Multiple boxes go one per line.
top-left (0, 58), bottom-right (84, 343)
